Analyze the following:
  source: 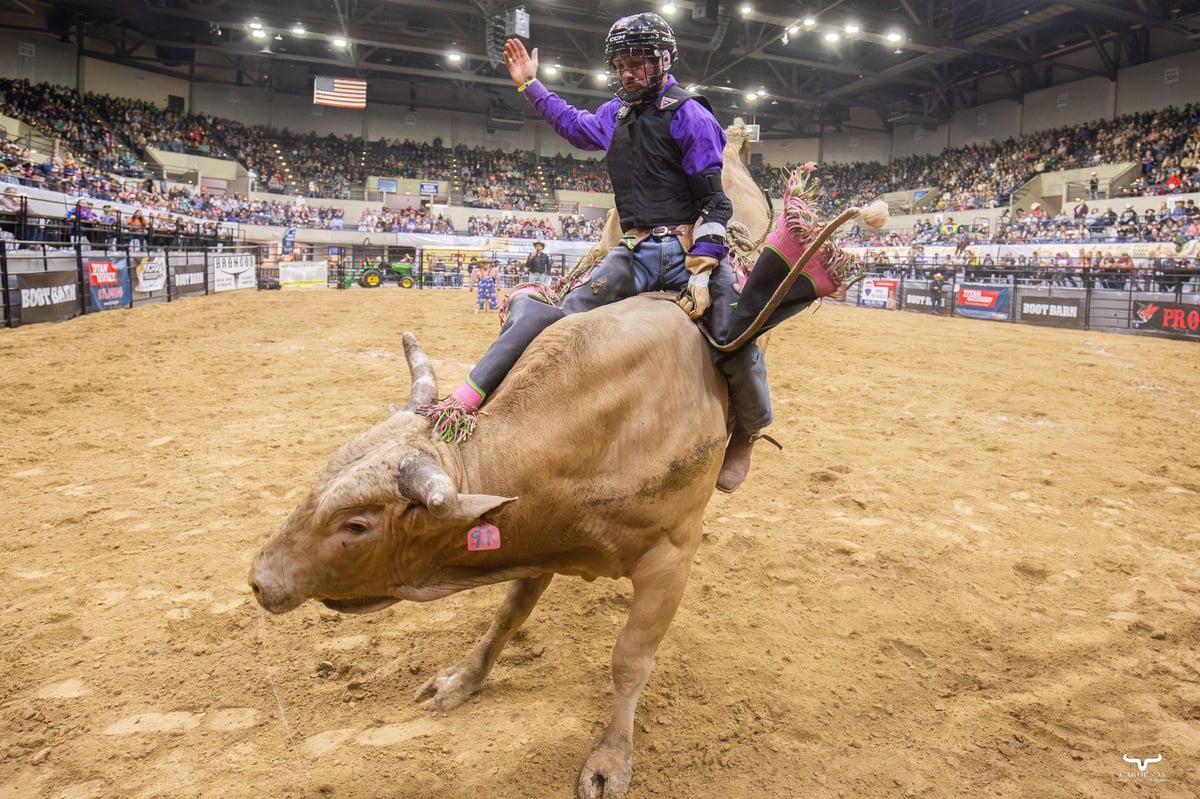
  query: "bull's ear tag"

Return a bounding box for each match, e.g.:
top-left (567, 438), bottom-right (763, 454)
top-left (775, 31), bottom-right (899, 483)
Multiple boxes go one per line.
top-left (467, 521), bottom-right (501, 551)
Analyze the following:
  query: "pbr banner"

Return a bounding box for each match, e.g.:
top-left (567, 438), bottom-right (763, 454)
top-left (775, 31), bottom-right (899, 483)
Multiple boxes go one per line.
top-left (87, 259), bottom-right (131, 311)
top-left (1018, 296), bottom-right (1084, 329)
top-left (1132, 300), bottom-right (1200, 338)
top-left (13, 270), bottom-right (81, 326)
top-left (955, 285), bottom-right (1010, 321)
top-left (212, 253), bottom-right (257, 292)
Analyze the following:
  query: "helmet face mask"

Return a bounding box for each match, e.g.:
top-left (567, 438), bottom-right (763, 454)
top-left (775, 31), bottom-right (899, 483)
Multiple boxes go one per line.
top-left (605, 13), bottom-right (677, 105)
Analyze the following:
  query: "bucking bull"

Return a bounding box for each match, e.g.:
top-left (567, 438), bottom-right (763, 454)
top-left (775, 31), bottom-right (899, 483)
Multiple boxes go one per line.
top-left (250, 124), bottom-right (870, 798)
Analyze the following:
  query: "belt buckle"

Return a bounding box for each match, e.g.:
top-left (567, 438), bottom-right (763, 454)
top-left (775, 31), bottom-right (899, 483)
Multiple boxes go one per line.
top-left (650, 225), bottom-right (670, 237)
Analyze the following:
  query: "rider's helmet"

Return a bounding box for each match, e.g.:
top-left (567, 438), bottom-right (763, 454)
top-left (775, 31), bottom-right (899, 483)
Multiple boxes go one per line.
top-left (604, 13), bottom-right (677, 105)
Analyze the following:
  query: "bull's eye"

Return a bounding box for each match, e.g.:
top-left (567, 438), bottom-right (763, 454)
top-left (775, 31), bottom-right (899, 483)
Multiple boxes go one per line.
top-left (344, 519), bottom-right (370, 535)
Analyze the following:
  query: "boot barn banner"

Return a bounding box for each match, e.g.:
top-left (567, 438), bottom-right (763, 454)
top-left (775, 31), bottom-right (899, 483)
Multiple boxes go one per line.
top-left (6, 270), bottom-right (81, 326)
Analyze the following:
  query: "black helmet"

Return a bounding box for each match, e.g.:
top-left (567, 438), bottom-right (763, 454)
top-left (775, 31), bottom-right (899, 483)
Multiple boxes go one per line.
top-left (604, 13), bottom-right (677, 105)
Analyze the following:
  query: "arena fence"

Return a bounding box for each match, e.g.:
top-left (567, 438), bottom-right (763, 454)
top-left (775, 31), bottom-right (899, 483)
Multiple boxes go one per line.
top-left (848, 266), bottom-right (1200, 341)
top-left (1, 241), bottom-right (259, 328)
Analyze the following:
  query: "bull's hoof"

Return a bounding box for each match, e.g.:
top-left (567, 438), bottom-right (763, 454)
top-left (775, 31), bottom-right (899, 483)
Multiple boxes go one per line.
top-left (413, 664), bottom-right (485, 711)
top-left (576, 747), bottom-right (633, 799)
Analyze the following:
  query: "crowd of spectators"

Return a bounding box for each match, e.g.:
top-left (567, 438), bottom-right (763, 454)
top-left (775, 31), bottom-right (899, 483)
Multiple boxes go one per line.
top-left (837, 194), bottom-right (1200, 254)
top-left (465, 213), bottom-right (556, 239)
top-left (4, 77), bottom-right (1200, 251)
top-left (754, 102), bottom-right (1200, 219)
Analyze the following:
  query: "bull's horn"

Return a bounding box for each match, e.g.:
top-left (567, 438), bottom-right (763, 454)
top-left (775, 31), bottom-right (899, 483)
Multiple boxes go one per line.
top-left (402, 332), bottom-right (439, 411)
top-left (396, 450), bottom-right (458, 518)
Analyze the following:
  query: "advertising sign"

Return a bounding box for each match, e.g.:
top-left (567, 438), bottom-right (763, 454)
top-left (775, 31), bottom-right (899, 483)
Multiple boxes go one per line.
top-left (858, 278), bottom-right (896, 309)
top-left (1018, 296), bottom-right (1084, 328)
top-left (87, 259), bottom-right (131, 311)
top-left (955, 284), bottom-right (1010, 321)
top-left (14, 270), bottom-right (81, 325)
top-left (212, 253), bottom-right (257, 292)
top-left (1133, 300), bottom-right (1200, 338)
top-left (133, 255), bottom-right (167, 293)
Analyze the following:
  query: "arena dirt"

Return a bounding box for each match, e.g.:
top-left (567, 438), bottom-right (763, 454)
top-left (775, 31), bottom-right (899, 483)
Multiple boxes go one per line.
top-left (2, 287), bottom-right (1198, 798)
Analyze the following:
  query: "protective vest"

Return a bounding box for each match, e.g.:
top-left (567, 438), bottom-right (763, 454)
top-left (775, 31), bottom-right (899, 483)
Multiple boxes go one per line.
top-left (606, 84), bottom-right (711, 230)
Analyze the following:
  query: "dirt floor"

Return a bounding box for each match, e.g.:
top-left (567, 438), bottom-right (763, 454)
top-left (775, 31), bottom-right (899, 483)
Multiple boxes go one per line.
top-left (2, 286), bottom-right (1199, 799)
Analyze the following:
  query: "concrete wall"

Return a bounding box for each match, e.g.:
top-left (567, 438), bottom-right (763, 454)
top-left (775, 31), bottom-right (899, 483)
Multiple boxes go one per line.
top-left (949, 99), bottom-right (1022, 148)
top-left (0, 31), bottom-right (76, 89)
top-left (1022, 76), bottom-right (1116, 135)
top-left (1116, 49), bottom-right (1200, 116)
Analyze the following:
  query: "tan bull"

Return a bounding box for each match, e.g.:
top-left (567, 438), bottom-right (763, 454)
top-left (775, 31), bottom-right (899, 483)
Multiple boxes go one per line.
top-left (250, 295), bottom-right (729, 799)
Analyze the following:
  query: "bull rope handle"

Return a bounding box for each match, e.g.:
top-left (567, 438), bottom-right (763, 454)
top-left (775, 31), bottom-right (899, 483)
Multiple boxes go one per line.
top-left (698, 204), bottom-right (866, 354)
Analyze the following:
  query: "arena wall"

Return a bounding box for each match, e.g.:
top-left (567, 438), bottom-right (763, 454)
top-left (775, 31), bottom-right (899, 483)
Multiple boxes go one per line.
top-left (1116, 49), bottom-right (1200, 116)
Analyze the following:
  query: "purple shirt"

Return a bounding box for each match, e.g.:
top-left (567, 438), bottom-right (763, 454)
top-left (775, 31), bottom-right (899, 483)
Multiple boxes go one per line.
top-left (522, 75), bottom-right (725, 176)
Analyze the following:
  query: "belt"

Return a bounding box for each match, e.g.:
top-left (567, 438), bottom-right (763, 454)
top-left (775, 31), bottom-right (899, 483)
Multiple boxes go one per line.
top-left (625, 224), bottom-right (692, 239)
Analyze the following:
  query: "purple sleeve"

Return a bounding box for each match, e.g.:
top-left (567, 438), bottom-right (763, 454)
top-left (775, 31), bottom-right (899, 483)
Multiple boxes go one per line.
top-left (523, 81), bottom-right (617, 152)
top-left (670, 100), bottom-right (726, 175)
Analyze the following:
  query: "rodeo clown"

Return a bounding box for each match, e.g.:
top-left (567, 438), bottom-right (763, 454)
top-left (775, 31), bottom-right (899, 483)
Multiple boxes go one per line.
top-left (422, 12), bottom-right (882, 492)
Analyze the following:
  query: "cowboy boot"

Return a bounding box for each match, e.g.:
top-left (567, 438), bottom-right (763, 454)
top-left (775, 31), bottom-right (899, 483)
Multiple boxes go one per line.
top-left (760, 169), bottom-right (864, 299)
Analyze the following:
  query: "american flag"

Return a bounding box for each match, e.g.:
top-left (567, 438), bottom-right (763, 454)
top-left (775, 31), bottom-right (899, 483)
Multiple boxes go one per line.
top-left (313, 76), bottom-right (367, 108)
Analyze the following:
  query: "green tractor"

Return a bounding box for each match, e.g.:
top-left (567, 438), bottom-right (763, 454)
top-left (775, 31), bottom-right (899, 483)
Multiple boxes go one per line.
top-left (350, 246), bottom-right (418, 288)
top-left (358, 258), bottom-right (415, 288)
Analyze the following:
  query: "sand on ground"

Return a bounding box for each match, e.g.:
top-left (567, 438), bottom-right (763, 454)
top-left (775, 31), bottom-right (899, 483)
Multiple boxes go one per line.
top-left (2, 287), bottom-right (1198, 798)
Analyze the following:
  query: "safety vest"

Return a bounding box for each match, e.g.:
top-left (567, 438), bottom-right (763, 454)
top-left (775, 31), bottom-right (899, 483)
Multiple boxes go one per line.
top-left (607, 84), bottom-right (710, 230)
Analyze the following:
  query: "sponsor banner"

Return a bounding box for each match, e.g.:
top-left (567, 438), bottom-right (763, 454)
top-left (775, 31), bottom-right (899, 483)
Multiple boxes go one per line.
top-left (1019, 296), bottom-right (1084, 328)
top-left (87, 259), bottom-right (131, 311)
top-left (212, 253), bottom-right (257, 292)
top-left (858, 278), bottom-right (897, 309)
top-left (955, 284), bottom-right (1010, 321)
top-left (280, 262), bottom-right (329, 289)
top-left (1132, 300), bottom-right (1200, 338)
top-left (282, 226), bottom-right (297, 254)
top-left (15, 270), bottom-right (81, 325)
top-left (133, 255), bottom-right (168, 293)
top-left (903, 286), bottom-right (944, 313)
top-left (173, 261), bottom-right (207, 296)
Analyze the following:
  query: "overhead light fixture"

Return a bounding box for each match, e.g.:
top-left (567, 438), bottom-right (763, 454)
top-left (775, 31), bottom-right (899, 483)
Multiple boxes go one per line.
top-left (274, 34), bottom-right (283, 41)
top-left (781, 33), bottom-right (789, 45)
top-left (824, 31), bottom-right (840, 42)
top-left (662, 2), bottom-right (677, 14)
top-left (886, 30), bottom-right (904, 42)
top-left (740, 3), bottom-right (752, 15)
top-left (447, 51), bottom-right (462, 62)
top-left (332, 36), bottom-right (347, 48)
top-left (786, 25), bottom-right (799, 35)
top-left (802, 16), bottom-right (817, 28)
top-left (545, 64), bottom-right (559, 75)
top-left (249, 20), bottom-right (263, 30)
top-left (251, 29), bottom-right (267, 39)
top-left (596, 72), bottom-right (607, 82)
top-left (292, 24), bottom-right (306, 36)
top-left (845, 22), bottom-right (861, 34)
top-left (744, 91), bottom-right (758, 102)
